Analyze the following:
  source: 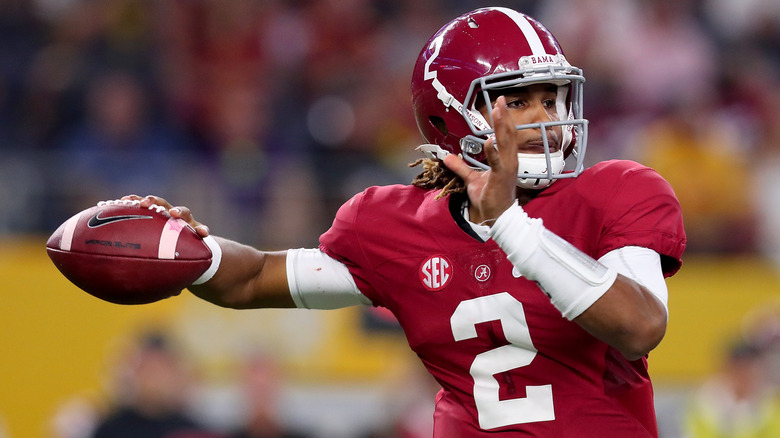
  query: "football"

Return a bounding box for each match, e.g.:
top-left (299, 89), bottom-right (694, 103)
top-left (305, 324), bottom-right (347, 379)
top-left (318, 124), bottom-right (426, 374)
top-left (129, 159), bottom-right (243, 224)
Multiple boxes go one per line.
top-left (46, 199), bottom-right (212, 304)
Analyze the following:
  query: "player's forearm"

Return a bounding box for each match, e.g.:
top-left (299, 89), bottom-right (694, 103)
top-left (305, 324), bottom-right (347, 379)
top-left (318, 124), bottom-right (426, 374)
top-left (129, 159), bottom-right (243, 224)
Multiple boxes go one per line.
top-left (188, 237), bottom-right (294, 309)
top-left (489, 203), bottom-right (667, 360)
top-left (574, 275), bottom-right (667, 360)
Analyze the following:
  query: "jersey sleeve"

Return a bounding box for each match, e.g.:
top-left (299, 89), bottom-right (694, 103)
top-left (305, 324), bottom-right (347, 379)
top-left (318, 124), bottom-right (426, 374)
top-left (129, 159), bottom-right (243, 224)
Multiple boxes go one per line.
top-left (318, 189), bottom-right (384, 306)
top-left (598, 162), bottom-right (686, 276)
top-left (286, 248), bottom-right (372, 309)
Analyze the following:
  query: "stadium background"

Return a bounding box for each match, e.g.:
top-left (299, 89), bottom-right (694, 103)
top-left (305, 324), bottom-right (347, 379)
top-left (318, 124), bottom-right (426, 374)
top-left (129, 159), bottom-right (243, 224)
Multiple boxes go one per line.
top-left (0, 0), bottom-right (778, 437)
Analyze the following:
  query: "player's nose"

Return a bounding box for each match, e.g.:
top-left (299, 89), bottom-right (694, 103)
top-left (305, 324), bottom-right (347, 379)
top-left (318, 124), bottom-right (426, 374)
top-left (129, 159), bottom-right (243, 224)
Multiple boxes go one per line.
top-left (526, 100), bottom-right (554, 125)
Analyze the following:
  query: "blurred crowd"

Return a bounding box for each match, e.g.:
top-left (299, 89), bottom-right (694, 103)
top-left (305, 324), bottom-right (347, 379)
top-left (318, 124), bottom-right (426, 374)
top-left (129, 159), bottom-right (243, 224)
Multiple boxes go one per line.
top-left (0, 0), bottom-right (778, 258)
top-left (683, 301), bottom-right (780, 438)
top-left (48, 327), bottom-right (441, 438)
top-left (44, 307), bottom-right (780, 438)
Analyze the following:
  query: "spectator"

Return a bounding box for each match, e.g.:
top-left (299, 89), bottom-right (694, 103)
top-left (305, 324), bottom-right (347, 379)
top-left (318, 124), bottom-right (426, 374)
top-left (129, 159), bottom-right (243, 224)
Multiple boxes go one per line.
top-left (684, 336), bottom-right (780, 438)
top-left (230, 353), bottom-right (310, 438)
top-left (54, 69), bottom-right (192, 216)
top-left (90, 330), bottom-right (223, 438)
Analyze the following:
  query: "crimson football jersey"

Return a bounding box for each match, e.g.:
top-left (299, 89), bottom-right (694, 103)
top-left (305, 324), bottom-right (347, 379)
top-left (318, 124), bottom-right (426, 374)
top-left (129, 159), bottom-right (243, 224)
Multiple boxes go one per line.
top-left (319, 160), bottom-right (686, 437)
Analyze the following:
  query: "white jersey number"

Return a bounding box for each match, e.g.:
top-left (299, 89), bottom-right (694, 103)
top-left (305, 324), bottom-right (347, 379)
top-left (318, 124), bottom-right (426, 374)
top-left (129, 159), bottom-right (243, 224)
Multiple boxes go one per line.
top-left (450, 292), bottom-right (555, 429)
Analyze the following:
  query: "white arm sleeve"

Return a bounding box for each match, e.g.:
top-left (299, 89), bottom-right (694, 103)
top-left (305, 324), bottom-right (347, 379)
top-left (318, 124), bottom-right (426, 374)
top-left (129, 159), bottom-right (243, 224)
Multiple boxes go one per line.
top-left (285, 248), bottom-right (372, 309)
top-left (598, 246), bottom-right (669, 313)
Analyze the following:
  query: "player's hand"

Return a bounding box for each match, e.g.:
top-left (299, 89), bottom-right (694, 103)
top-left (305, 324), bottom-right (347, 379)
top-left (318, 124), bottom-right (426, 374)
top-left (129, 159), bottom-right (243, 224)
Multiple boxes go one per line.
top-left (443, 96), bottom-right (518, 224)
top-left (121, 194), bottom-right (211, 238)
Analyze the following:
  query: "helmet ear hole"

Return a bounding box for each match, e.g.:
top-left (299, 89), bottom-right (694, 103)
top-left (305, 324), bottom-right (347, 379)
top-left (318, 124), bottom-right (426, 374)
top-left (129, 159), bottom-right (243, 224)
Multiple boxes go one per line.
top-left (429, 116), bottom-right (448, 136)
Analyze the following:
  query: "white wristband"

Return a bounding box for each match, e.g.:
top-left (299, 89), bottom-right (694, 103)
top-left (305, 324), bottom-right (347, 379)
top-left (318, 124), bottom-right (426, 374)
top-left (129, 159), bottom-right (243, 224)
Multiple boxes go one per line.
top-left (489, 203), bottom-right (618, 320)
top-left (192, 235), bottom-right (222, 285)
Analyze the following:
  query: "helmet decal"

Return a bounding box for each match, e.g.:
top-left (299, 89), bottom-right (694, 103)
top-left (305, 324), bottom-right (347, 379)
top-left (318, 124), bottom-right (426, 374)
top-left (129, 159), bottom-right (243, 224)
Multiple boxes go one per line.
top-left (495, 7), bottom-right (547, 55)
top-left (423, 35), bottom-right (491, 132)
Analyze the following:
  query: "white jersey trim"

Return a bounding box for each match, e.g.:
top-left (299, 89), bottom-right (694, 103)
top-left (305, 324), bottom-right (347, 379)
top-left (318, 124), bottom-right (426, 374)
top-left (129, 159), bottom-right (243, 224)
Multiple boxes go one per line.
top-left (598, 246), bottom-right (669, 314)
top-left (286, 248), bottom-right (371, 309)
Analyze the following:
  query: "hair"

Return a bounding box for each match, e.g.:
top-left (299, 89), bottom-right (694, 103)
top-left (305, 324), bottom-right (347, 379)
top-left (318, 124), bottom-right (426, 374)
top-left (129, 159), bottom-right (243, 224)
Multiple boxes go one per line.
top-left (409, 157), bottom-right (466, 199)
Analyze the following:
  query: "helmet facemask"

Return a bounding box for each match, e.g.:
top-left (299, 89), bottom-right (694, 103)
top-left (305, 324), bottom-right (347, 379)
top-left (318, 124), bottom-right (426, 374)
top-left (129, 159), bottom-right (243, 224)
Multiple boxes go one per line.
top-left (458, 59), bottom-right (588, 189)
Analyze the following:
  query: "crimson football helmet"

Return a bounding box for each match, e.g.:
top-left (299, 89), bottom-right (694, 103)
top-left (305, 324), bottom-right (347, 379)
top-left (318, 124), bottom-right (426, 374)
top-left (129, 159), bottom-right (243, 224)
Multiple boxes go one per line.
top-left (411, 7), bottom-right (588, 189)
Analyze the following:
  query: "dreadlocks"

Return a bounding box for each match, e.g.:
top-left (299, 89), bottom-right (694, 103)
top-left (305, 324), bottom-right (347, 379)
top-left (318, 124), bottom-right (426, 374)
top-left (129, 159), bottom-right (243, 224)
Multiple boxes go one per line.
top-left (409, 157), bottom-right (466, 200)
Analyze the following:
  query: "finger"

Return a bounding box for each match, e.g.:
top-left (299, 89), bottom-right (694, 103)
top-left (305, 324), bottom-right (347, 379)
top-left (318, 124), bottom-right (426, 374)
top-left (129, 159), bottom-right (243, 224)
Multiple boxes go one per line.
top-left (483, 101), bottom-right (519, 194)
top-left (121, 194), bottom-right (142, 202)
top-left (140, 195), bottom-right (171, 210)
top-left (169, 205), bottom-right (190, 219)
top-left (483, 136), bottom-right (501, 170)
top-left (170, 205), bottom-right (195, 223)
top-left (194, 225), bottom-right (210, 237)
top-left (170, 206), bottom-right (210, 237)
top-left (491, 96), bottom-right (519, 170)
top-left (443, 153), bottom-right (478, 184)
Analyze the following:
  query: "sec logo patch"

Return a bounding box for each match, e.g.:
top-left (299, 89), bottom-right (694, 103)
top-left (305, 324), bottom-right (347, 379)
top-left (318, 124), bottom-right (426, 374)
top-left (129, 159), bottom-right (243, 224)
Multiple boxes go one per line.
top-left (420, 255), bottom-right (452, 291)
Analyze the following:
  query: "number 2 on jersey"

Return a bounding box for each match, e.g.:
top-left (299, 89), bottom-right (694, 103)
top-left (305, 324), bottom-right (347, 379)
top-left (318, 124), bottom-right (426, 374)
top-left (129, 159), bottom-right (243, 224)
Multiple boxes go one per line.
top-left (450, 292), bottom-right (555, 429)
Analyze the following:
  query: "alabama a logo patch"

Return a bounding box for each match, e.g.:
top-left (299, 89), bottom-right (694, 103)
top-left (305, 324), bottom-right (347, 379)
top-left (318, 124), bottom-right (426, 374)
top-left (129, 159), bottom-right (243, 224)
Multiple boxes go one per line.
top-left (474, 264), bottom-right (491, 282)
top-left (419, 255), bottom-right (452, 291)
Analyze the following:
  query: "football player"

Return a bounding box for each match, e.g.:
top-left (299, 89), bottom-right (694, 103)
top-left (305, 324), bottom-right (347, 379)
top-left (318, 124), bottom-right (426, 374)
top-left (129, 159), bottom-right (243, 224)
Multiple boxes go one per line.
top-left (126, 7), bottom-right (686, 437)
